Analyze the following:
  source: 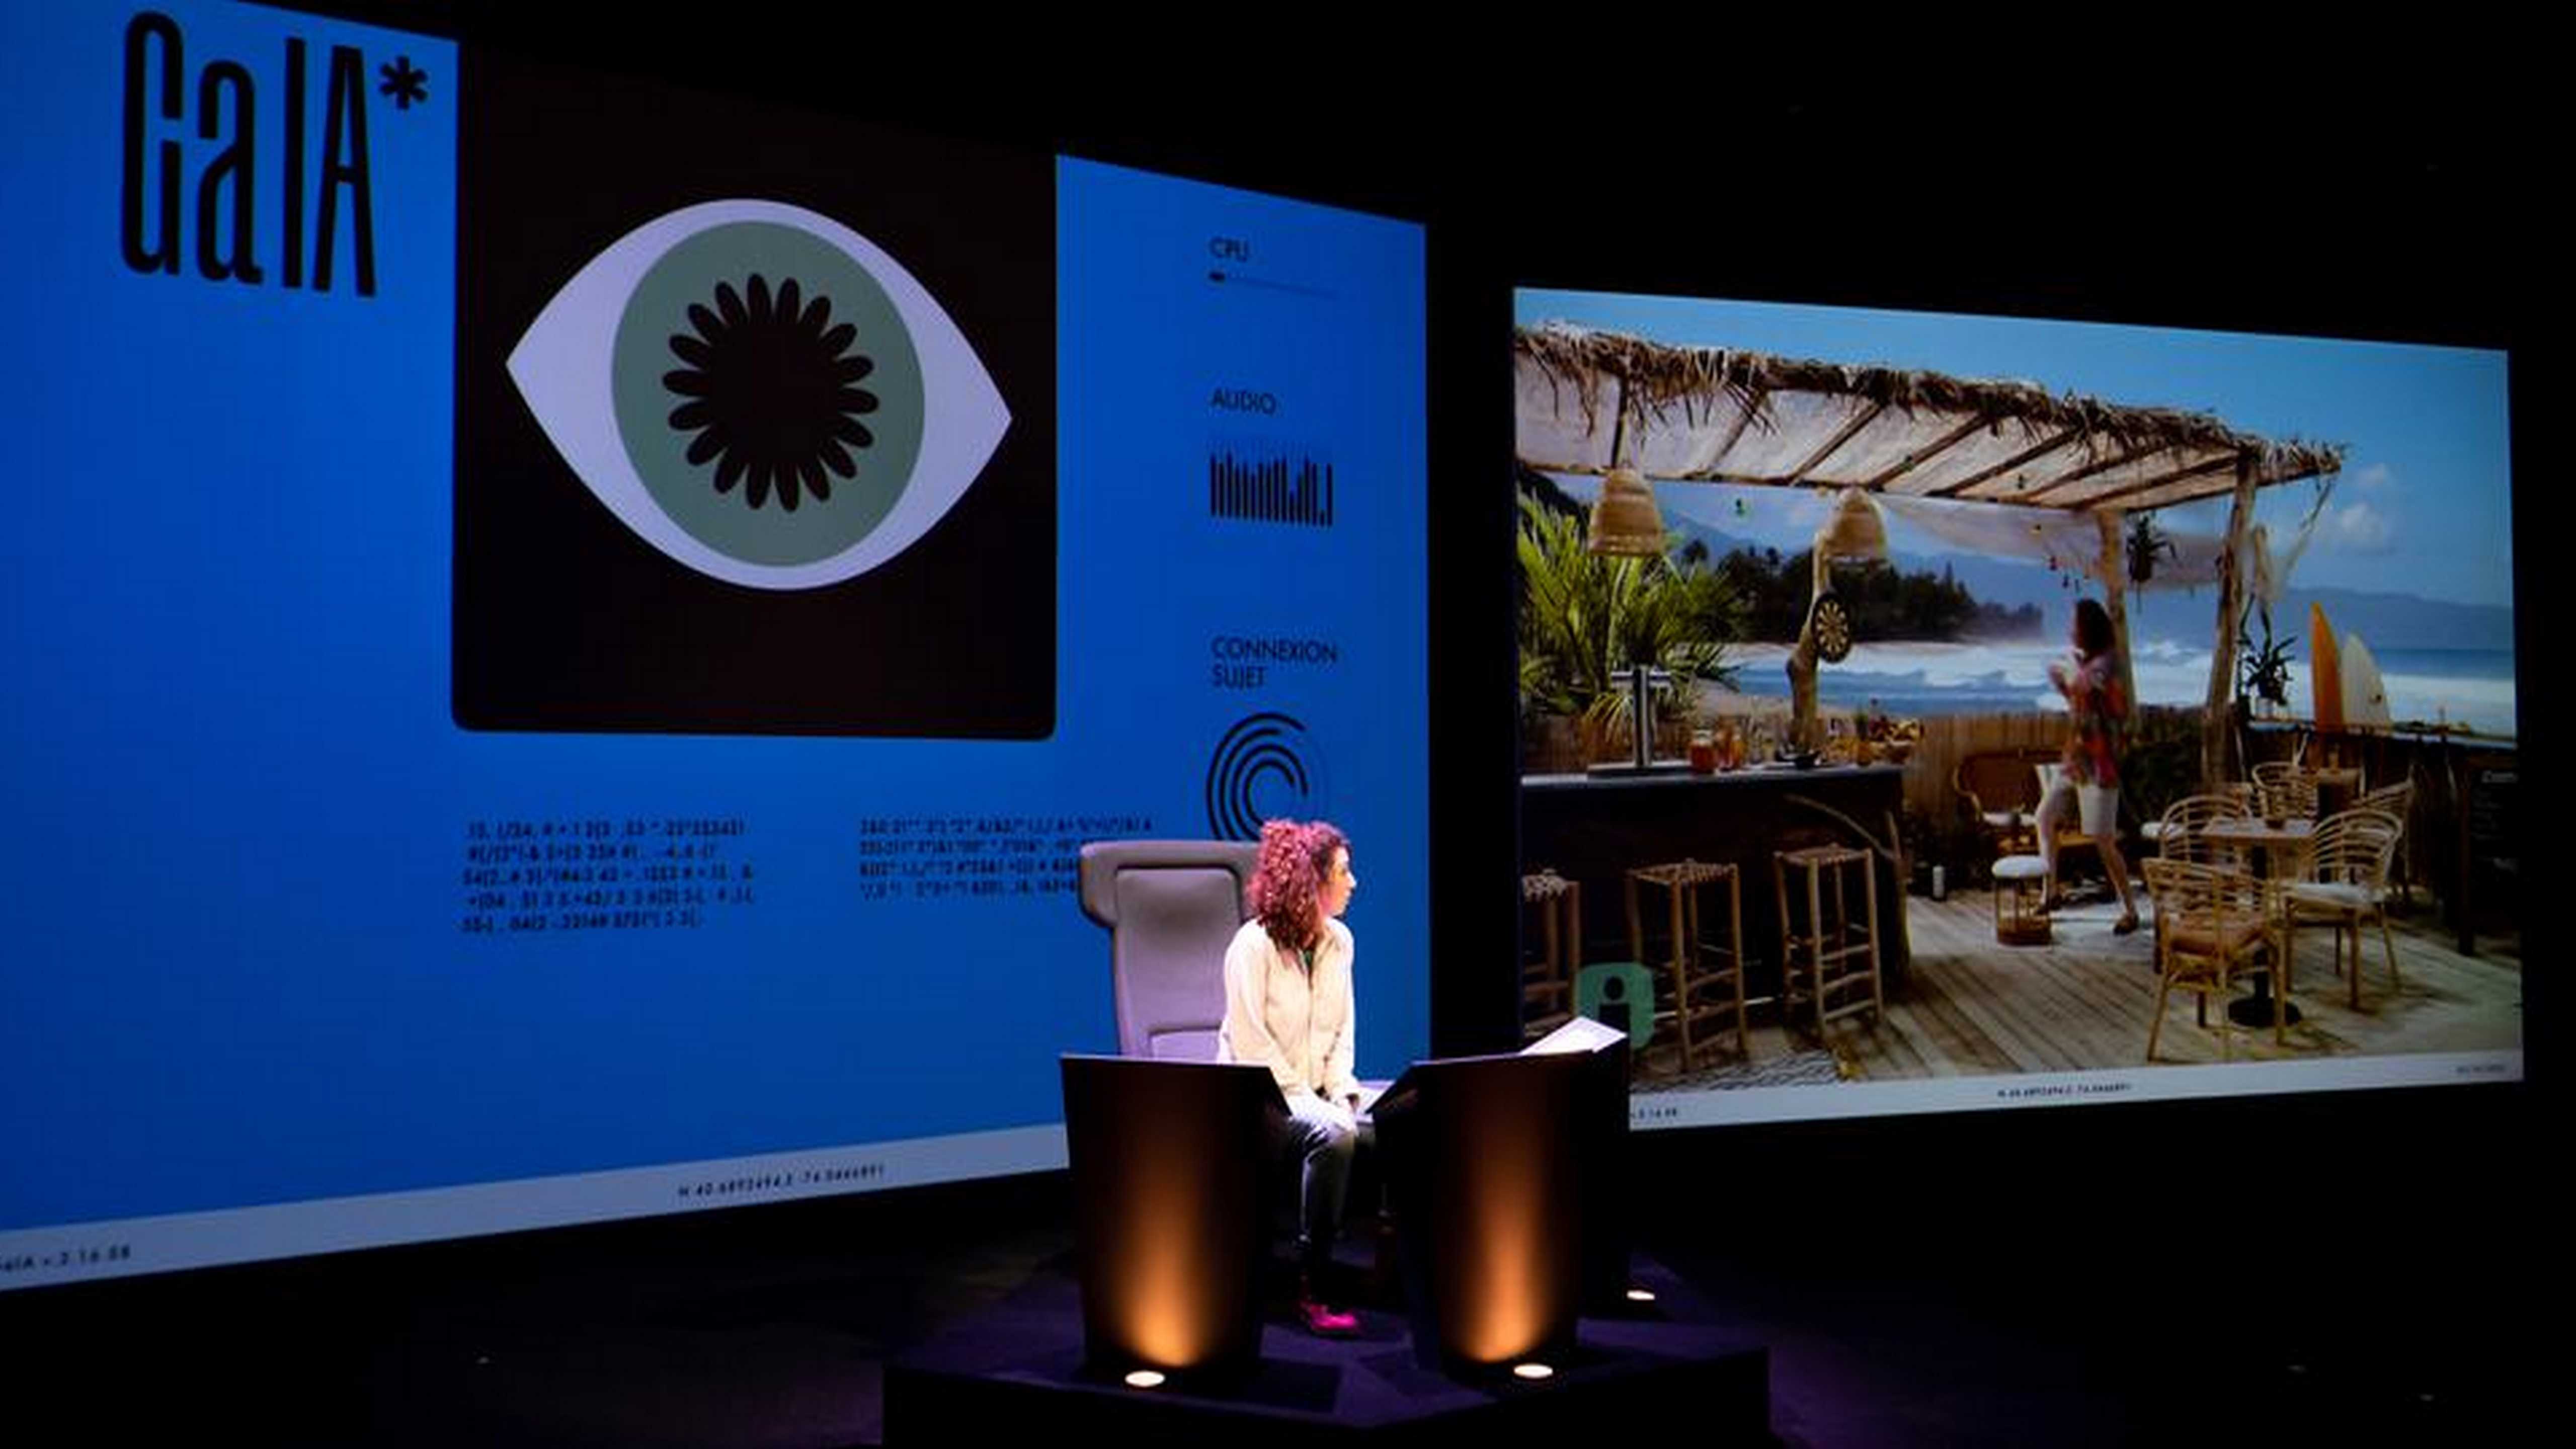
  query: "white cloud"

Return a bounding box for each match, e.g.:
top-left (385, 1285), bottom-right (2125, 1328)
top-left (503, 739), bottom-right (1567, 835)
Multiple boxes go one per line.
top-left (2352, 462), bottom-right (2396, 492)
top-left (2325, 501), bottom-right (2396, 552)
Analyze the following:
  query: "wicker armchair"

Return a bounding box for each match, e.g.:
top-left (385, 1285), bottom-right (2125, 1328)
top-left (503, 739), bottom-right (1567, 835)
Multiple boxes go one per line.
top-left (2356, 777), bottom-right (2418, 903)
top-left (1955, 751), bottom-right (2043, 861)
top-left (1955, 748), bottom-right (2104, 880)
top-left (2250, 761), bottom-right (2321, 822)
top-left (2142, 858), bottom-right (2281, 1061)
top-left (2153, 789), bottom-right (2255, 865)
top-left (2282, 809), bottom-right (2404, 1008)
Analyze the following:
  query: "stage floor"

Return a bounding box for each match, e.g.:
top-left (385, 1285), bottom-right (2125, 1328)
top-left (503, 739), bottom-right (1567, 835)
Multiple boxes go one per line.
top-left (887, 1253), bottom-right (1768, 1445)
top-left (25, 1158), bottom-right (2532, 1446)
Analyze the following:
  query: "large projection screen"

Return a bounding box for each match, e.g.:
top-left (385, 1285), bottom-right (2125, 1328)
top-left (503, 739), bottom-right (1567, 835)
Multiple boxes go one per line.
top-left (1, 3), bottom-right (1430, 1289)
top-left (1511, 285), bottom-right (2517, 1129)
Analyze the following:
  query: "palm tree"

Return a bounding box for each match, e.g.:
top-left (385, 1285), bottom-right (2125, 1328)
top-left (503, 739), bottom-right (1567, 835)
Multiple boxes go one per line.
top-left (1516, 492), bottom-right (1741, 749)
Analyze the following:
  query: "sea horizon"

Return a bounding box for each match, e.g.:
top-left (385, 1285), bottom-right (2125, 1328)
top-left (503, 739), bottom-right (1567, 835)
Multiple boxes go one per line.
top-left (1717, 638), bottom-right (2517, 739)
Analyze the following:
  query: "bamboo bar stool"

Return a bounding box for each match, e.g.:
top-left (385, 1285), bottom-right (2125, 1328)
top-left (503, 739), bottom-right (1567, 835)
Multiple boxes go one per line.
top-left (1623, 859), bottom-right (1749, 1068)
top-left (1991, 853), bottom-right (2052, 945)
top-left (1520, 870), bottom-right (1581, 1040)
top-left (1773, 845), bottom-right (1884, 1037)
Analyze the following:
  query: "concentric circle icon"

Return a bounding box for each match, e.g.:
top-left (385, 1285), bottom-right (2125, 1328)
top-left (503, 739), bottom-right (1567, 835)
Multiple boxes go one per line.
top-left (1204, 712), bottom-right (1330, 841)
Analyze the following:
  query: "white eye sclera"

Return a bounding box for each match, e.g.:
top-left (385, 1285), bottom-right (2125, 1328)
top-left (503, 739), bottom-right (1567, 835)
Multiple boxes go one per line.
top-left (509, 200), bottom-right (1010, 590)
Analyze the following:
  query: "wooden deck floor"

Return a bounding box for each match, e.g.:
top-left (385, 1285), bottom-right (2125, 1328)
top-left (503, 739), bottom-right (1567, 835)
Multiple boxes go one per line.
top-left (1630, 888), bottom-right (2522, 1081)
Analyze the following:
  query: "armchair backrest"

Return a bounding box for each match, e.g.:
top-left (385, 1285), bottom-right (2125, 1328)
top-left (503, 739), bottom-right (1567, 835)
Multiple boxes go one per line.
top-left (2251, 761), bottom-right (2321, 820)
top-left (1955, 749), bottom-right (2051, 819)
top-left (2309, 809), bottom-right (2402, 888)
top-left (2357, 778), bottom-right (2415, 830)
top-left (1077, 840), bottom-right (1261, 1061)
top-left (2158, 790), bottom-right (2253, 863)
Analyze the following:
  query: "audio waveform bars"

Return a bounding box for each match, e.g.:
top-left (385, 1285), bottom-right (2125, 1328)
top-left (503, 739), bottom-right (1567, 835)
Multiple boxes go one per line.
top-left (1209, 445), bottom-right (1334, 527)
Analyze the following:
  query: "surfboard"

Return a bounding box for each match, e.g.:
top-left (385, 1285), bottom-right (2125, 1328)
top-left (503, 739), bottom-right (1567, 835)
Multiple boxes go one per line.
top-left (2309, 602), bottom-right (2344, 730)
top-left (2341, 631), bottom-right (2392, 730)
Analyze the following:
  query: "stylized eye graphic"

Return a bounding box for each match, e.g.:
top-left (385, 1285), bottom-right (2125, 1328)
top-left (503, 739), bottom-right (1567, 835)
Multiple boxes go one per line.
top-left (509, 200), bottom-right (1010, 589)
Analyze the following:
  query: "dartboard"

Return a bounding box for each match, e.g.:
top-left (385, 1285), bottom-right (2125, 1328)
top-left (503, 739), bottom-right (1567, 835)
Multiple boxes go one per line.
top-left (1809, 592), bottom-right (1853, 663)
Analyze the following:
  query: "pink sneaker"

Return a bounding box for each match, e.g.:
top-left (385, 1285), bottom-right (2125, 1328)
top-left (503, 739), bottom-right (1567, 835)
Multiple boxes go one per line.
top-left (1300, 1297), bottom-right (1359, 1337)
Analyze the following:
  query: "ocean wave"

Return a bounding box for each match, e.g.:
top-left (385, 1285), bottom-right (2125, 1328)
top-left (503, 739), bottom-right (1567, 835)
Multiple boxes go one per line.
top-left (1715, 637), bottom-right (2515, 735)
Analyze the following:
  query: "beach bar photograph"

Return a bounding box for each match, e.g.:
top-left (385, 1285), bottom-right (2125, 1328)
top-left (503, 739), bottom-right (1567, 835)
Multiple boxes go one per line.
top-left (1512, 295), bottom-right (2518, 1107)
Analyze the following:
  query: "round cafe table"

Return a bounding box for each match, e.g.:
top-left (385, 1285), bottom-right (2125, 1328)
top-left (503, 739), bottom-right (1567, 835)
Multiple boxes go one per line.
top-left (2199, 816), bottom-right (2316, 1028)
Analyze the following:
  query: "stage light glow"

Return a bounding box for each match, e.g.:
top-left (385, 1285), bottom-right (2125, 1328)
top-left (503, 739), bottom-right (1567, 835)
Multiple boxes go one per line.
top-left (1448, 1129), bottom-right (1564, 1361)
top-left (1625, 1287), bottom-right (1657, 1303)
top-left (1123, 1370), bottom-right (1166, 1389)
top-left (1512, 1362), bottom-right (1555, 1381)
top-left (1092, 1163), bottom-right (1245, 1365)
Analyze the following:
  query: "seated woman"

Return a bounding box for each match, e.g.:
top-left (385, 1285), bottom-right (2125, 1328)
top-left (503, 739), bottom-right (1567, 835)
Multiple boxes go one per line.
top-left (1220, 818), bottom-right (1369, 1336)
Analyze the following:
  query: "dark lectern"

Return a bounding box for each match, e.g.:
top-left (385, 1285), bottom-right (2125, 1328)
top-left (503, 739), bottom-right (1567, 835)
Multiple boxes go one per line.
top-left (1372, 1049), bottom-right (1592, 1373)
top-left (1521, 1016), bottom-right (1634, 1312)
top-left (1059, 1055), bottom-right (1284, 1378)
top-left (898, 1049), bottom-right (1764, 1442)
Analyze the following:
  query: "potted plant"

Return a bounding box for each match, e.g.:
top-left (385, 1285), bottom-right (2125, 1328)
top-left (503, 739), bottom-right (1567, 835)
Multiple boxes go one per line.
top-left (2236, 603), bottom-right (2295, 719)
top-left (2126, 513), bottom-right (2177, 585)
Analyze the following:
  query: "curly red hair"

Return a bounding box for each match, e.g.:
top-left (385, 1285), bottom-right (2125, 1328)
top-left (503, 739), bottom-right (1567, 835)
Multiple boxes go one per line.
top-left (1246, 819), bottom-right (1349, 950)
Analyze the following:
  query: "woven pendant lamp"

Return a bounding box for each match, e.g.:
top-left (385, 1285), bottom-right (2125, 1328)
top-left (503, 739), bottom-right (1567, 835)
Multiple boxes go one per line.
top-left (1814, 487), bottom-right (1887, 562)
top-left (1585, 467), bottom-right (1667, 556)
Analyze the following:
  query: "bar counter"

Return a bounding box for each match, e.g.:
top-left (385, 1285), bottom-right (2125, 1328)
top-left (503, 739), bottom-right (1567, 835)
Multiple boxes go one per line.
top-left (1521, 761), bottom-right (1913, 991)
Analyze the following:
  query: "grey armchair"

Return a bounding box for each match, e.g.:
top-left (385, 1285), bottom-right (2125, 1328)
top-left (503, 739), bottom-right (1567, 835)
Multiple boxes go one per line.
top-left (1077, 839), bottom-right (1261, 1061)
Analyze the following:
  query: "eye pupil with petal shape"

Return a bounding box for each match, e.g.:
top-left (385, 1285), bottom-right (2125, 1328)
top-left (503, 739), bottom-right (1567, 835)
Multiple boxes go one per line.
top-left (661, 271), bottom-right (880, 512)
top-left (596, 211), bottom-right (940, 576)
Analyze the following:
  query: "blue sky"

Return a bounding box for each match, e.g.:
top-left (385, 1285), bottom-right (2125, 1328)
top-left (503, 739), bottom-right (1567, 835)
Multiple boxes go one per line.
top-left (1515, 290), bottom-right (2516, 610)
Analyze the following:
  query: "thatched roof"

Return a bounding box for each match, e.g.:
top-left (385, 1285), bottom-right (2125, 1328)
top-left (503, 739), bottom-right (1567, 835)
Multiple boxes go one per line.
top-left (1515, 324), bottom-right (2345, 512)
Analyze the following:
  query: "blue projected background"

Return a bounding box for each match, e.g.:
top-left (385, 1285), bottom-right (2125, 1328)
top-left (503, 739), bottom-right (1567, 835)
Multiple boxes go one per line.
top-left (0, 2), bottom-right (1428, 1286)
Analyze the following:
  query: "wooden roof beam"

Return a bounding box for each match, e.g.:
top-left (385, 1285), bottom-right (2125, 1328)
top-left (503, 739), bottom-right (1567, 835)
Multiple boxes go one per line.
top-left (1925, 425), bottom-right (2085, 500)
top-left (1704, 383), bottom-right (1767, 472)
top-left (1783, 399), bottom-right (1887, 486)
top-left (2014, 439), bottom-right (2189, 506)
top-left (1864, 412), bottom-right (1997, 493)
top-left (2073, 451), bottom-right (2242, 510)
